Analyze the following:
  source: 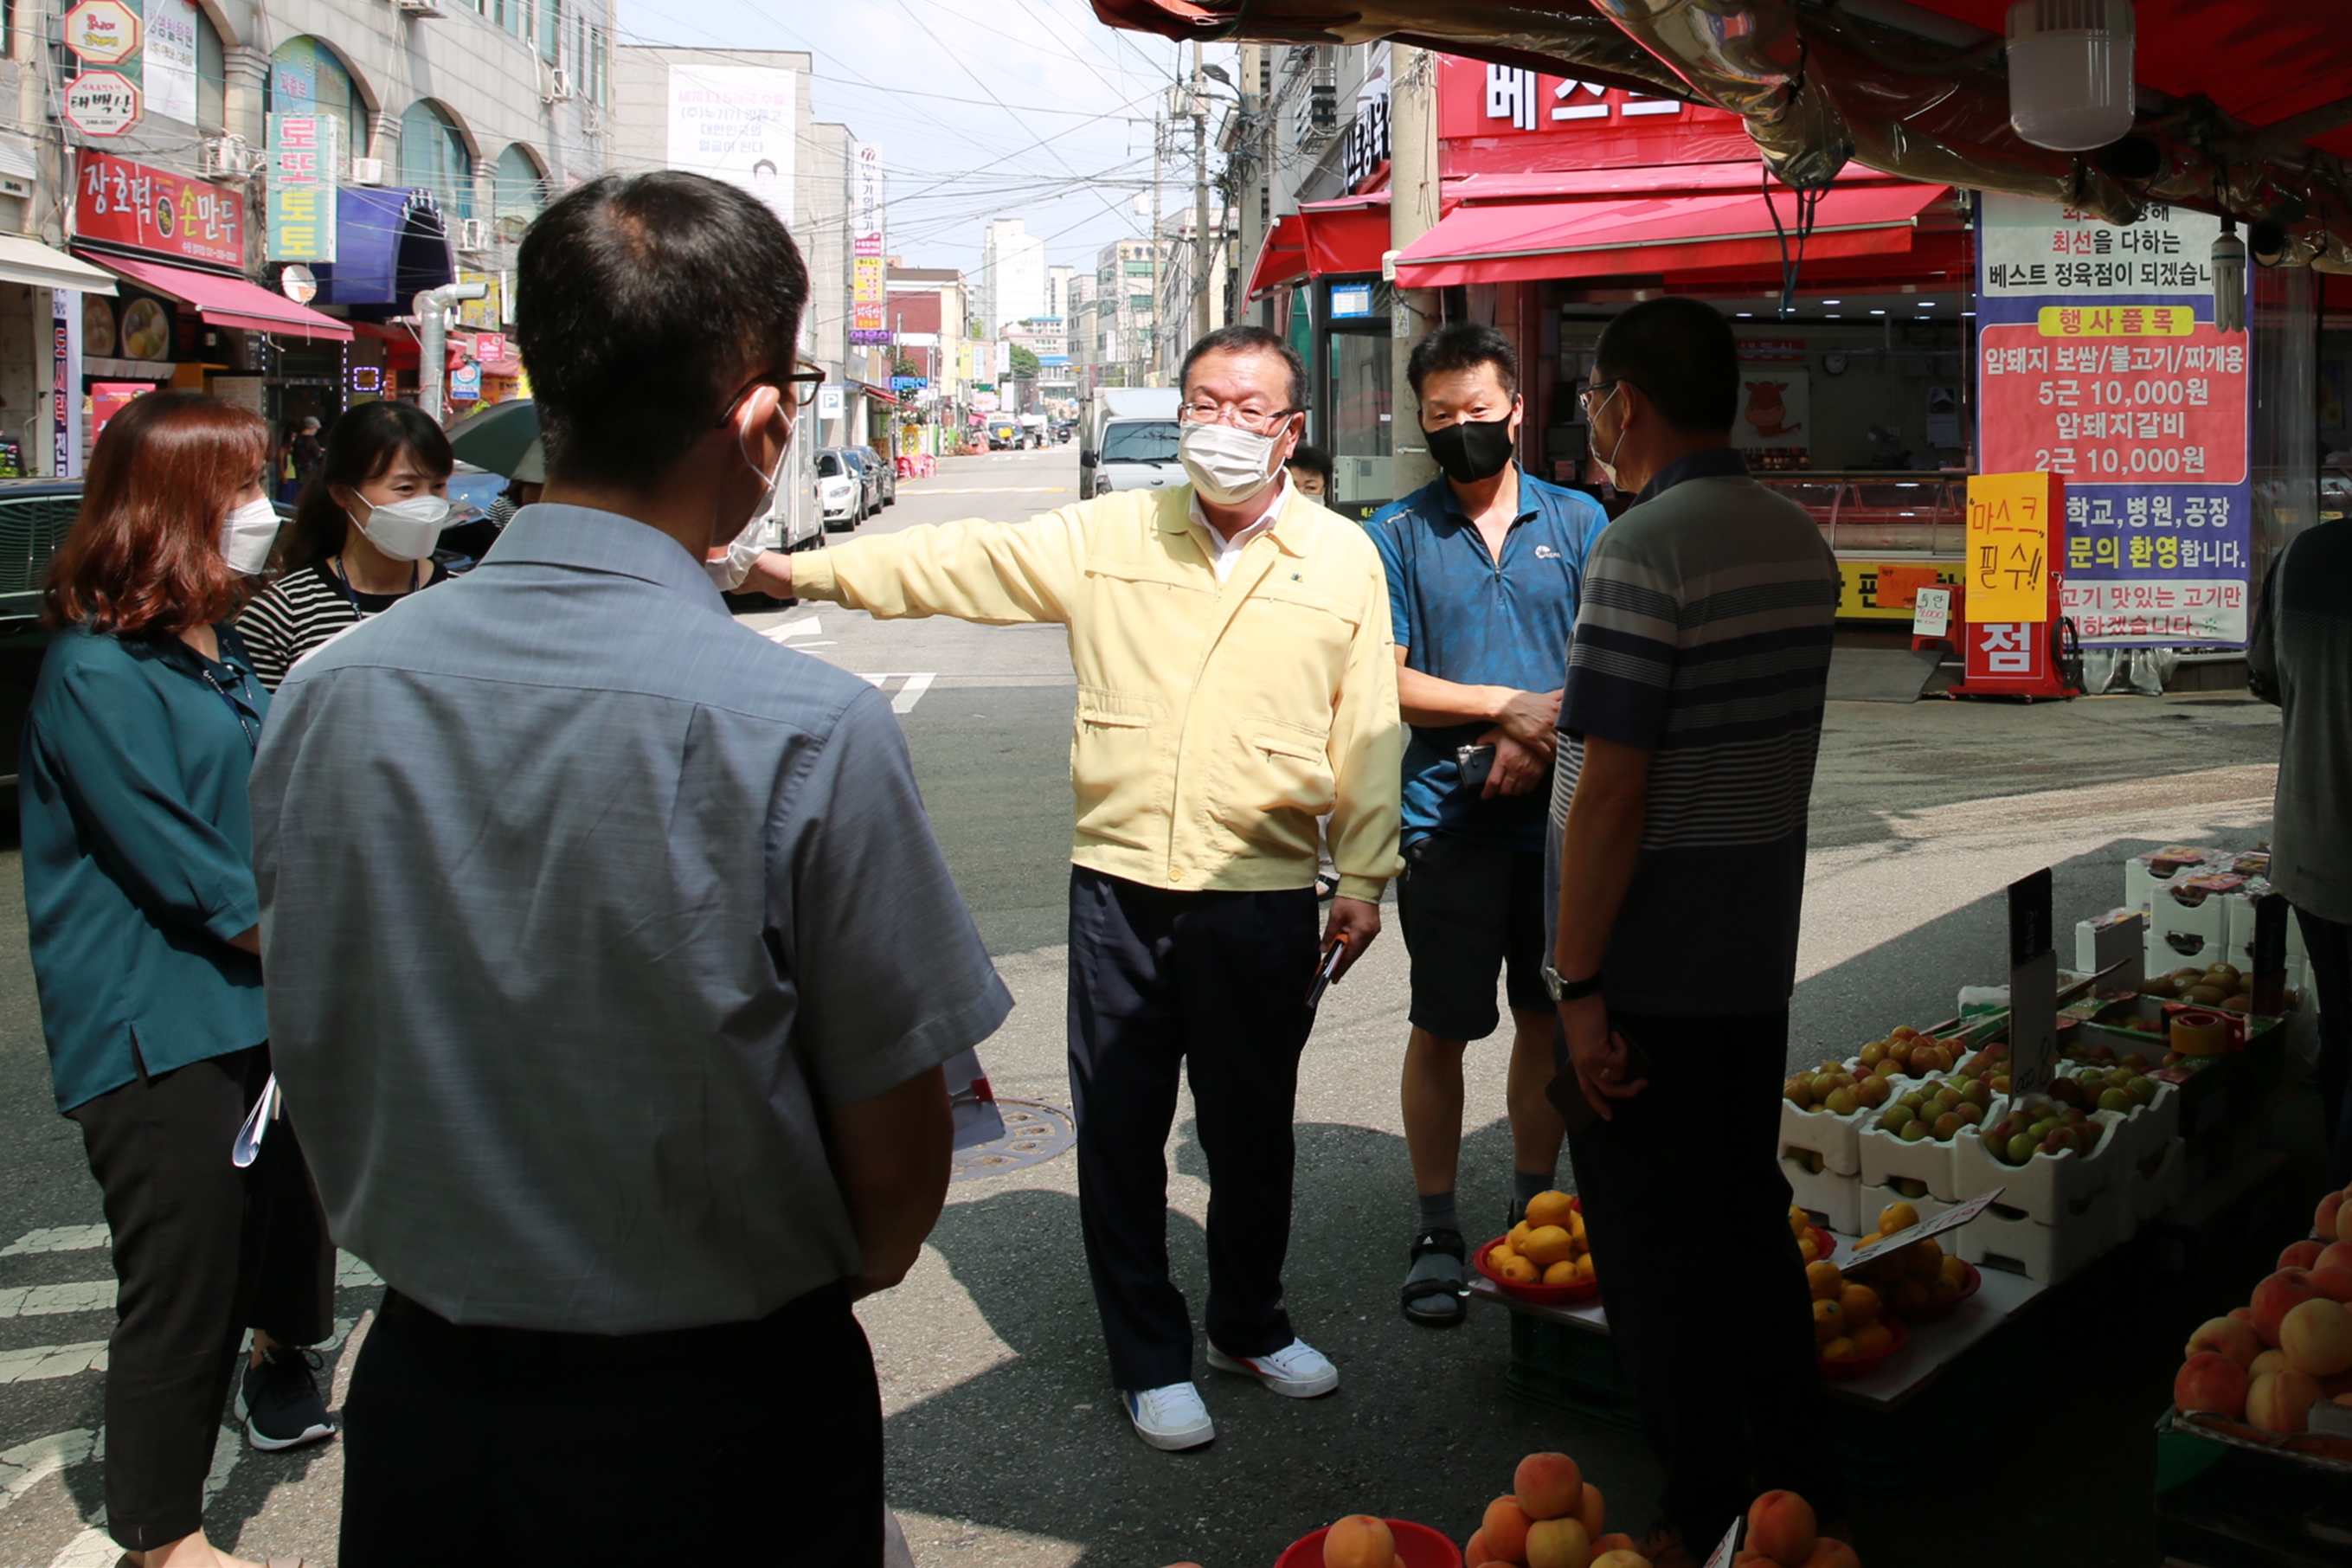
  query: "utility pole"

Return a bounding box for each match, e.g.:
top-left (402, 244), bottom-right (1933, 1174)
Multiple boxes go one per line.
top-left (1148, 111), bottom-right (1164, 386)
top-left (1192, 40), bottom-right (1211, 346)
top-left (1388, 43), bottom-right (1440, 494)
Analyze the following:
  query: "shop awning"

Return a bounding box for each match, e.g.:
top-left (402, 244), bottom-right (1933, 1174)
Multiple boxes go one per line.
top-left (1394, 183), bottom-right (1949, 289)
top-left (87, 253), bottom-right (351, 341)
top-left (315, 187), bottom-right (453, 310)
top-left (1246, 195), bottom-right (1392, 300)
top-left (0, 236), bottom-right (116, 295)
top-left (855, 382), bottom-right (899, 406)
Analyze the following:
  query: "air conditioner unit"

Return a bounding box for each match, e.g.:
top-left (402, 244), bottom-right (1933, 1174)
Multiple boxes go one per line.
top-left (545, 67), bottom-right (574, 102)
top-left (389, 0), bottom-right (445, 16)
top-left (457, 217), bottom-right (491, 251)
top-left (350, 157), bottom-right (386, 186)
top-left (198, 138), bottom-right (250, 178)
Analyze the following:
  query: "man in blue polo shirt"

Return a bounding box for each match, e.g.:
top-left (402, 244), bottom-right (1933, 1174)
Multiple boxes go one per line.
top-left (1366, 323), bottom-right (1608, 1327)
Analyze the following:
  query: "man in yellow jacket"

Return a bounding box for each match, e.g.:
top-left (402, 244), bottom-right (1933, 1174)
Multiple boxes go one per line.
top-left (743, 325), bottom-right (1402, 1451)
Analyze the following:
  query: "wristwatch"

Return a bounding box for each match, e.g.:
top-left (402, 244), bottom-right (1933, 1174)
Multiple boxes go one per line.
top-left (1542, 963), bottom-right (1603, 1003)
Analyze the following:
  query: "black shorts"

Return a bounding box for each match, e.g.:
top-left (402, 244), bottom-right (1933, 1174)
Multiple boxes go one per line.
top-left (1396, 833), bottom-right (1552, 1043)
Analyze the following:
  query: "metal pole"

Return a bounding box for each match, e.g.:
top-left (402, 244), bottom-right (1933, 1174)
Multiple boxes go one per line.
top-left (1387, 44), bottom-right (1440, 495)
top-left (414, 280), bottom-right (488, 424)
top-left (1192, 41), bottom-right (1211, 346)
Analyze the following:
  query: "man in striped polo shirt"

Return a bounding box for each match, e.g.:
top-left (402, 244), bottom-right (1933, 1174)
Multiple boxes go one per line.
top-left (1542, 298), bottom-right (1843, 1563)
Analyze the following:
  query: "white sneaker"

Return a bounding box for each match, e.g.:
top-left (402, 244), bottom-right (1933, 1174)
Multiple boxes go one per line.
top-left (1206, 1337), bottom-right (1340, 1398)
top-left (1123, 1381), bottom-right (1216, 1450)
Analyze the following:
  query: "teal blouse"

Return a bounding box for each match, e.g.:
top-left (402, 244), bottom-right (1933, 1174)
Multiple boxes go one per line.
top-left (20, 622), bottom-right (269, 1112)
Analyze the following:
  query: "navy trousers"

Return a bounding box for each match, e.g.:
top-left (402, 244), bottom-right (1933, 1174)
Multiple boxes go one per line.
top-left (1066, 866), bottom-right (1321, 1391)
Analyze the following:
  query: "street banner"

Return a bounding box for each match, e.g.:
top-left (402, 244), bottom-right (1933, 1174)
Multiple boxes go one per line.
top-left (1976, 193), bottom-right (2252, 647)
top-left (267, 113), bottom-right (338, 264)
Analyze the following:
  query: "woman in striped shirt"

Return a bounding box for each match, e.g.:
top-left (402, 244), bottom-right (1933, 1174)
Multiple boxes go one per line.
top-left (239, 402), bottom-right (456, 690)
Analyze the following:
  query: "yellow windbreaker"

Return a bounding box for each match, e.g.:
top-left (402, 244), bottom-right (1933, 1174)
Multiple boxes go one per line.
top-left (794, 484), bottom-right (1404, 901)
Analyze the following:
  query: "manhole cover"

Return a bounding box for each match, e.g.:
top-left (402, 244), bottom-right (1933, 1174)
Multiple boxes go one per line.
top-left (952, 1099), bottom-right (1076, 1182)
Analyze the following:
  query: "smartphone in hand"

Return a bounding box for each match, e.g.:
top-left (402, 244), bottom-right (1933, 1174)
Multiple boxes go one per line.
top-left (1306, 936), bottom-right (1347, 1009)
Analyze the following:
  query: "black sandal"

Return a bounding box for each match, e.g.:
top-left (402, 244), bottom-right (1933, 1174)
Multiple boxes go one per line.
top-left (1400, 1228), bottom-right (1468, 1327)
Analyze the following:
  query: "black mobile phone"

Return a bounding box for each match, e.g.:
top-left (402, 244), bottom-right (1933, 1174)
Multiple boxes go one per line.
top-left (1456, 743), bottom-right (1496, 789)
top-left (1549, 1023), bottom-right (1651, 1134)
top-left (1306, 936), bottom-right (1348, 1009)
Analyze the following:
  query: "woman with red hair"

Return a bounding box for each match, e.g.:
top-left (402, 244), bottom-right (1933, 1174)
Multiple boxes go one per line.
top-left (20, 390), bottom-right (336, 1568)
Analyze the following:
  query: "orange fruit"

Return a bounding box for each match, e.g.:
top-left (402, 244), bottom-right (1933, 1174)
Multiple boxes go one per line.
top-left (1520, 1225), bottom-right (1576, 1269)
top-left (1850, 1320), bottom-right (1893, 1356)
top-left (1508, 1221), bottom-right (1533, 1252)
top-left (1324, 1515), bottom-right (1394, 1568)
top-left (1569, 1210), bottom-right (1588, 1243)
top-left (1524, 1191), bottom-right (1577, 1231)
top-left (1879, 1201), bottom-right (1919, 1235)
top-left (1905, 1237), bottom-right (1944, 1281)
top-left (1804, 1261), bottom-right (1843, 1301)
top-left (1820, 1334), bottom-right (1856, 1360)
top-left (1542, 1259), bottom-right (1578, 1286)
top-left (1837, 1282), bottom-right (1880, 1327)
top-left (1798, 1234), bottom-right (1819, 1263)
top-left (1570, 1254), bottom-right (1596, 1283)
top-left (1811, 1299), bottom-right (1845, 1345)
top-left (1498, 1253), bottom-right (1539, 1283)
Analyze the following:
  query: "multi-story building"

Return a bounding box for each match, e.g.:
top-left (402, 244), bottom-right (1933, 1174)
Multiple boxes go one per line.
top-left (980, 216), bottom-right (1044, 335)
top-left (9, 0), bottom-right (615, 477)
top-left (1086, 236), bottom-right (1157, 388)
top-left (885, 263), bottom-right (968, 453)
top-left (1044, 261), bottom-right (1075, 324)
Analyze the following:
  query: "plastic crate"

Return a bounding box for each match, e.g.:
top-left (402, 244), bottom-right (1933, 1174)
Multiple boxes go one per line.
top-left (1504, 1312), bottom-right (1643, 1435)
top-left (1856, 1117), bottom-right (1967, 1202)
top-left (1782, 1154), bottom-right (1861, 1235)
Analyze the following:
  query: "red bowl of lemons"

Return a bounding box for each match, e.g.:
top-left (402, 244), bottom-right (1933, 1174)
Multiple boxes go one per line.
top-left (1475, 1192), bottom-right (1599, 1306)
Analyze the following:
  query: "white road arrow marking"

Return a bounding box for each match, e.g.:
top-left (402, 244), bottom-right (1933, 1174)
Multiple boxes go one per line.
top-left (762, 615), bottom-right (822, 642)
top-left (857, 673), bottom-right (935, 714)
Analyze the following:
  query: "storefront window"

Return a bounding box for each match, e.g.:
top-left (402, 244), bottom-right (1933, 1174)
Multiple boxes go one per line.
top-left (268, 37), bottom-right (359, 172)
top-left (401, 100), bottom-right (474, 220)
top-left (1320, 277), bottom-right (1395, 510)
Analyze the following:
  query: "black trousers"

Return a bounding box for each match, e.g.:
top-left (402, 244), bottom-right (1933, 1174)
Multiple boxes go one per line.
top-left (1066, 866), bottom-right (1321, 1391)
top-left (1561, 1011), bottom-right (1842, 1545)
top-left (340, 1284), bottom-right (883, 1567)
top-left (67, 1044), bottom-right (333, 1551)
top-left (2299, 906), bottom-right (2352, 1187)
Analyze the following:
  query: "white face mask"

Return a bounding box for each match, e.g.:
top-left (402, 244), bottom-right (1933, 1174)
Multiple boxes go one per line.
top-left (707, 401), bottom-right (792, 592)
top-left (349, 492), bottom-right (451, 561)
top-left (1179, 420), bottom-right (1284, 507)
top-left (1590, 384), bottom-right (1629, 492)
top-left (220, 497), bottom-right (278, 576)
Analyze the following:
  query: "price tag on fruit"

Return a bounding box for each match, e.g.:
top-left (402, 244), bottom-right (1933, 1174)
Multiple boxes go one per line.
top-left (1840, 1187), bottom-right (2005, 1275)
top-left (1700, 1517), bottom-right (1741, 1568)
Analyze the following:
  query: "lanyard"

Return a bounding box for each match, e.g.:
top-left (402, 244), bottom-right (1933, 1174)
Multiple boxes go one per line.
top-left (326, 555), bottom-right (424, 617)
top-left (196, 656), bottom-right (260, 755)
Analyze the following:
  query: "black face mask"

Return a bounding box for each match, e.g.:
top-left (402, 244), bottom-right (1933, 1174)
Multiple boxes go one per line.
top-left (1426, 415), bottom-right (1516, 485)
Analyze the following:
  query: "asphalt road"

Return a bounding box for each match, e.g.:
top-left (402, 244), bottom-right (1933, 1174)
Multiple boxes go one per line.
top-left (0, 447), bottom-right (2315, 1567)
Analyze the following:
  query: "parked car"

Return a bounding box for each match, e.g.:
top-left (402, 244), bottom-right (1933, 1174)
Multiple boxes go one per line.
top-left (839, 447), bottom-right (886, 517)
top-left (818, 449), bottom-right (863, 530)
top-left (851, 445), bottom-right (896, 508)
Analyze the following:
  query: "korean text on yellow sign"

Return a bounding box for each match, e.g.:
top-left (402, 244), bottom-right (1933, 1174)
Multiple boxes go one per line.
top-left (1965, 472), bottom-right (2058, 623)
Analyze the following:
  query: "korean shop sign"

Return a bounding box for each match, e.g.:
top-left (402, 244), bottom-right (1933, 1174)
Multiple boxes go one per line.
top-left (75, 150), bottom-right (244, 271)
top-left (267, 113), bottom-right (339, 264)
top-left (1976, 192), bottom-right (2251, 647)
top-left (1964, 472), bottom-right (2056, 623)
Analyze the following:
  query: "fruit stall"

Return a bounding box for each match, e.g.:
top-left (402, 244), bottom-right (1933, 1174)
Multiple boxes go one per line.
top-left (1468, 844), bottom-right (2307, 1506)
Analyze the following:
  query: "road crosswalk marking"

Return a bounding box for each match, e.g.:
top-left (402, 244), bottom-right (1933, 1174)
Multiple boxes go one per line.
top-left (906, 486), bottom-right (1068, 494)
top-left (858, 672), bottom-right (935, 713)
top-left (0, 1342), bottom-right (106, 1385)
top-left (0, 1227), bottom-right (106, 1256)
top-left (0, 1282), bottom-right (111, 1320)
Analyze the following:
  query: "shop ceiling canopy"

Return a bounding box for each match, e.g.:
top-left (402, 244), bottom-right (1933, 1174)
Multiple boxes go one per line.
top-left (1093, 0), bottom-right (2352, 273)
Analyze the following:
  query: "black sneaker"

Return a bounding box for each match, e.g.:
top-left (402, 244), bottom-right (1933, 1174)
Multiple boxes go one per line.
top-left (240, 1345), bottom-right (337, 1450)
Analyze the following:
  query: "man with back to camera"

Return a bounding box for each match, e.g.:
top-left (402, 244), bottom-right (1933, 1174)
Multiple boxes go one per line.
top-left (1546, 297), bottom-right (1843, 1563)
top-left (742, 324), bottom-right (1403, 1452)
top-left (249, 170), bottom-right (1012, 1564)
top-left (1366, 323), bottom-right (1608, 1328)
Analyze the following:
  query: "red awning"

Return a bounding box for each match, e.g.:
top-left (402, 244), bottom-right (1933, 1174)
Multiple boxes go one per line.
top-left (85, 252), bottom-right (353, 341)
top-left (1246, 195), bottom-right (1392, 300)
top-left (1393, 182), bottom-right (1949, 289)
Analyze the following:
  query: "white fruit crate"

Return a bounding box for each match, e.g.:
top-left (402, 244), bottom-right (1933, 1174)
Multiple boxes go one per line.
top-left (1779, 1098), bottom-right (1866, 1178)
top-left (2055, 1069), bottom-right (2181, 1168)
top-left (1955, 1182), bottom-right (2129, 1287)
top-left (1855, 1118), bottom-right (1967, 1203)
top-left (2128, 1136), bottom-right (2188, 1228)
top-left (1782, 1154), bottom-right (1860, 1236)
top-left (2147, 884), bottom-right (2240, 968)
top-left (1950, 1097), bottom-right (2127, 1228)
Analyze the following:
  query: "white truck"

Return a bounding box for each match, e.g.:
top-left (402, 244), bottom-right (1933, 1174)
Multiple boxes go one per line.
top-left (1078, 386), bottom-right (1184, 499)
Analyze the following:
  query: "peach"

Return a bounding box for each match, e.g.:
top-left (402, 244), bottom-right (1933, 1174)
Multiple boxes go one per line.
top-left (1465, 1530), bottom-right (1494, 1567)
top-left (2185, 1316), bottom-right (2263, 1369)
top-left (2321, 1189), bottom-right (2345, 1239)
top-left (2230, 1306), bottom-right (2257, 1325)
top-left (1483, 1497), bottom-right (1533, 1564)
top-left (2283, 1296), bottom-right (2352, 1376)
top-left (2282, 1239), bottom-right (2326, 1271)
top-left (2340, 1199), bottom-right (2352, 1244)
top-left (1590, 1538), bottom-right (1634, 1556)
top-left (2319, 1242), bottom-right (2352, 1273)
top-left (1745, 1489), bottom-right (1818, 1566)
top-left (2174, 1352), bottom-right (2250, 1421)
top-left (1325, 1516), bottom-right (1395, 1568)
top-left (1513, 1453), bottom-right (1585, 1521)
top-left (2252, 1269), bottom-right (2325, 1346)
top-left (2247, 1369), bottom-right (2323, 1434)
top-left (2311, 1266), bottom-right (2352, 1303)
top-left (1578, 1482), bottom-right (1605, 1537)
top-left (2251, 1348), bottom-right (2291, 1377)
top-left (1590, 1554), bottom-right (1648, 1568)
top-left (1797, 1542), bottom-right (1861, 1568)
top-left (1523, 1518), bottom-right (1591, 1568)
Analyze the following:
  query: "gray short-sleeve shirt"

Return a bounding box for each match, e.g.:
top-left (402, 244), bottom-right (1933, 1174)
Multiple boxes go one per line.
top-left (251, 503), bottom-right (1012, 1334)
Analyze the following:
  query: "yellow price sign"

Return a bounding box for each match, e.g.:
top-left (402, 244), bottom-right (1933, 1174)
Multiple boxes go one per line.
top-left (2034, 304), bottom-right (2196, 337)
top-left (1965, 472), bottom-right (2058, 624)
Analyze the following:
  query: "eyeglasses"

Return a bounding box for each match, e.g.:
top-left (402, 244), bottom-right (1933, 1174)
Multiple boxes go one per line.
top-left (1578, 380), bottom-right (1628, 415)
top-left (717, 366), bottom-right (827, 426)
top-left (1179, 399), bottom-right (1299, 437)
